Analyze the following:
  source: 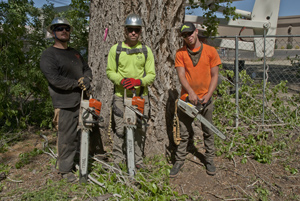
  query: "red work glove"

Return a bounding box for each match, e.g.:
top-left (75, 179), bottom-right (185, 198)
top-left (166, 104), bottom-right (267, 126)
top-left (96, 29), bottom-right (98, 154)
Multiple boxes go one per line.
top-left (122, 78), bottom-right (142, 89)
top-left (120, 78), bottom-right (127, 85)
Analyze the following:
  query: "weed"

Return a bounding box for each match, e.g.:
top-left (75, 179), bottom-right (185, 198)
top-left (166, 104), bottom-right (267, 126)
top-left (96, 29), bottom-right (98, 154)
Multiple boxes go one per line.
top-left (213, 67), bottom-right (299, 165)
top-left (21, 180), bottom-right (72, 200)
top-left (287, 44), bottom-right (293, 49)
top-left (255, 185), bottom-right (269, 201)
top-left (285, 165), bottom-right (298, 175)
top-left (0, 164), bottom-right (10, 175)
top-left (16, 155), bottom-right (188, 200)
top-left (15, 148), bottom-right (43, 169)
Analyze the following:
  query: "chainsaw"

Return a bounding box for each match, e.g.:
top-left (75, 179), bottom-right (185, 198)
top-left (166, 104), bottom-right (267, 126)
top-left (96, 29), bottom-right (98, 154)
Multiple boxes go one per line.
top-left (78, 92), bottom-right (102, 183)
top-left (177, 94), bottom-right (226, 140)
top-left (123, 89), bottom-right (147, 177)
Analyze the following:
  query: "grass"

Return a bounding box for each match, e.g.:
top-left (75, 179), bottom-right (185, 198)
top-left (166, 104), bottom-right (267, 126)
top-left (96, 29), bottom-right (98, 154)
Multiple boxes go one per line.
top-left (1, 154), bottom-right (189, 200)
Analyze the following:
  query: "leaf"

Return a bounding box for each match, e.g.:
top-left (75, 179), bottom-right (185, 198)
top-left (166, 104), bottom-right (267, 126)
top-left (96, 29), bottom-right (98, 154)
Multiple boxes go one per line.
top-left (151, 183), bottom-right (158, 194)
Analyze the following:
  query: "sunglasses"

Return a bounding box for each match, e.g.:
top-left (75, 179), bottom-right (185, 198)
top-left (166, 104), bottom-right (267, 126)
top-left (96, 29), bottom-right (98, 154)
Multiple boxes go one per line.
top-left (181, 31), bottom-right (194, 38)
top-left (55, 26), bottom-right (71, 32)
top-left (127, 27), bottom-right (141, 33)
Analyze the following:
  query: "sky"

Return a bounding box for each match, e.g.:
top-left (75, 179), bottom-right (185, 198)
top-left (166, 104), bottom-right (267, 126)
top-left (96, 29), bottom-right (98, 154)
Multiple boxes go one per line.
top-left (186, 0), bottom-right (300, 17)
top-left (232, 0), bottom-right (300, 17)
top-left (33, 0), bottom-right (72, 8)
top-left (2, 0), bottom-right (300, 17)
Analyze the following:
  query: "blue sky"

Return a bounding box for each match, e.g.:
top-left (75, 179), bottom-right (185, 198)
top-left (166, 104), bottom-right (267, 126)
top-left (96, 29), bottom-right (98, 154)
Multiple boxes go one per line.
top-left (187, 0), bottom-right (300, 17)
top-left (2, 0), bottom-right (299, 17)
top-left (32, 0), bottom-right (72, 8)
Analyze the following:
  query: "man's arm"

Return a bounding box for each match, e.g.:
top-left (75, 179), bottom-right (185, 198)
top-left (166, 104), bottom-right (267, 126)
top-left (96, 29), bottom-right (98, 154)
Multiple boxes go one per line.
top-left (40, 52), bottom-right (78, 90)
top-left (176, 66), bottom-right (199, 105)
top-left (106, 45), bottom-right (123, 85)
top-left (82, 58), bottom-right (92, 80)
top-left (140, 47), bottom-right (156, 86)
top-left (201, 66), bottom-right (219, 103)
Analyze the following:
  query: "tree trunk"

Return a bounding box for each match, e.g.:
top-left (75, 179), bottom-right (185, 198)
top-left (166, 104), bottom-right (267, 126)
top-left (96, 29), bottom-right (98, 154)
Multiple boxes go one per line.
top-left (88, 0), bottom-right (185, 155)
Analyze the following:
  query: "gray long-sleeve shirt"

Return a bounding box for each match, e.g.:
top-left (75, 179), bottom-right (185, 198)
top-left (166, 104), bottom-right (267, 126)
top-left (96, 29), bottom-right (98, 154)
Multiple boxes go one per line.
top-left (40, 46), bottom-right (92, 108)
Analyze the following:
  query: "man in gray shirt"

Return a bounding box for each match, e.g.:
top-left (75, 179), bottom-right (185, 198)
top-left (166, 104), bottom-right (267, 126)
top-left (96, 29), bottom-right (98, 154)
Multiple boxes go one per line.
top-left (40, 17), bottom-right (92, 183)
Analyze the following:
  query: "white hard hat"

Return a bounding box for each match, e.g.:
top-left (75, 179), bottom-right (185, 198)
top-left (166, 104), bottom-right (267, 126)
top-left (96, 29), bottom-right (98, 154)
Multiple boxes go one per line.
top-left (123, 14), bottom-right (144, 27)
top-left (46, 17), bottom-right (73, 33)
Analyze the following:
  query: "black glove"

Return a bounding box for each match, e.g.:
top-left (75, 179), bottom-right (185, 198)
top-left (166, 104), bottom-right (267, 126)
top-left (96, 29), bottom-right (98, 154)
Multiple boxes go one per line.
top-left (78, 76), bottom-right (91, 91)
top-left (85, 86), bottom-right (93, 97)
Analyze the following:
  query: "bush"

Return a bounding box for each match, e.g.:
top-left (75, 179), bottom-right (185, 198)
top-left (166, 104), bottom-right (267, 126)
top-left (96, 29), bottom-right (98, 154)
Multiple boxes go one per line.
top-left (0, 0), bottom-right (89, 131)
top-left (287, 44), bottom-right (293, 49)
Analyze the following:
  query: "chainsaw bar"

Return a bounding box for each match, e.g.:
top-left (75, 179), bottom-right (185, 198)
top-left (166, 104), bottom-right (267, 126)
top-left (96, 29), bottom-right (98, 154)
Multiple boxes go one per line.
top-left (177, 99), bottom-right (226, 140)
top-left (79, 128), bottom-right (89, 183)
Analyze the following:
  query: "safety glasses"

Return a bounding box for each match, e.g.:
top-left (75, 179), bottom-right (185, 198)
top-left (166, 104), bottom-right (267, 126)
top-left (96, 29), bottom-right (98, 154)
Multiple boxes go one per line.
top-left (55, 26), bottom-right (71, 32)
top-left (127, 27), bottom-right (141, 33)
top-left (181, 31), bottom-right (194, 38)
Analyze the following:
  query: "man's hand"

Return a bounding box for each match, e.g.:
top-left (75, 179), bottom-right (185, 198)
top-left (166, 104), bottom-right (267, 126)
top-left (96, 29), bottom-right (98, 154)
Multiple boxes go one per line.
top-left (122, 78), bottom-right (142, 90)
top-left (85, 87), bottom-right (93, 97)
top-left (200, 94), bottom-right (211, 104)
top-left (78, 77), bottom-right (91, 91)
top-left (187, 91), bottom-right (199, 106)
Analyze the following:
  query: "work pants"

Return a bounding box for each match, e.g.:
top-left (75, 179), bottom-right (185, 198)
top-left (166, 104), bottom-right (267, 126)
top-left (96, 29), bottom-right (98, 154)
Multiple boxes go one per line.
top-left (175, 101), bottom-right (215, 162)
top-left (112, 94), bottom-right (149, 165)
top-left (53, 105), bottom-right (80, 173)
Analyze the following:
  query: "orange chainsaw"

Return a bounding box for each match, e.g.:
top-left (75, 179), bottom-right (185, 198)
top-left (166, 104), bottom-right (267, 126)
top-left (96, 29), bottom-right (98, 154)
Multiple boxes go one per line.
top-left (78, 93), bottom-right (102, 183)
top-left (123, 89), bottom-right (148, 177)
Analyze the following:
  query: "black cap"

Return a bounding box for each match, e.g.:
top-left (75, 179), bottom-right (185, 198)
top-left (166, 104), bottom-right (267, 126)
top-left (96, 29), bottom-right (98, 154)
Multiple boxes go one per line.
top-left (180, 22), bottom-right (196, 33)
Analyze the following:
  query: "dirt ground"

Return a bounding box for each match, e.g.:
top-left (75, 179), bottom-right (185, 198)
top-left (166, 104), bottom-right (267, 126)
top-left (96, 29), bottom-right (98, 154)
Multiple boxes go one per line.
top-left (1, 130), bottom-right (300, 201)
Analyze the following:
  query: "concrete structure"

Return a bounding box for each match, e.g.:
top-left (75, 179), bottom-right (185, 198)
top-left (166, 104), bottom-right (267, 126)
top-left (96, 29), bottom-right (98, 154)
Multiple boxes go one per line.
top-left (216, 15), bottom-right (300, 49)
top-left (217, 15), bottom-right (300, 36)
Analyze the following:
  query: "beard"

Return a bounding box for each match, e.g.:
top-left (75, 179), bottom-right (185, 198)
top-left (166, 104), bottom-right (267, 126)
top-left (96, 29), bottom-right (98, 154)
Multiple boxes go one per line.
top-left (59, 38), bottom-right (69, 42)
top-left (57, 36), bottom-right (70, 42)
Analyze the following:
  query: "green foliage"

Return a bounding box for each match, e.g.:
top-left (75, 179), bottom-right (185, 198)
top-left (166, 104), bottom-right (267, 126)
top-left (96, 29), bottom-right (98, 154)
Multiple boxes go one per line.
top-left (86, 155), bottom-right (188, 200)
top-left (286, 43), bottom-right (293, 49)
top-left (15, 148), bottom-right (43, 169)
top-left (255, 185), bottom-right (269, 201)
top-left (285, 165), bottom-right (298, 175)
top-left (0, 0), bottom-right (90, 132)
top-left (213, 66), bottom-right (300, 164)
top-left (0, 163), bottom-right (11, 175)
top-left (18, 155), bottom-right (189, 200)
top-left (288, 54), bottom-right (300, 77)
top-left (0, 0), bottom-right (54, 131)
top-left (56, 0), bottom-right (90, 59)
top-left (21, 179), bottom-right (72, 200)
top-left (186, 0), bottom-right (240, 36)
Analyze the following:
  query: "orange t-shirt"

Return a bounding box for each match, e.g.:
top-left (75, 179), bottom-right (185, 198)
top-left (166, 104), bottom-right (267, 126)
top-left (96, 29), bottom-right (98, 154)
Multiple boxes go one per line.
top-left (175, 44), bottom-right (221, 99)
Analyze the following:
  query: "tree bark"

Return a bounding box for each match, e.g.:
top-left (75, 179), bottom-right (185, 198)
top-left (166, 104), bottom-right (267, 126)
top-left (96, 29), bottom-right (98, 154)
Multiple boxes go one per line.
top-left (88, 0), bottom-right (185, 155)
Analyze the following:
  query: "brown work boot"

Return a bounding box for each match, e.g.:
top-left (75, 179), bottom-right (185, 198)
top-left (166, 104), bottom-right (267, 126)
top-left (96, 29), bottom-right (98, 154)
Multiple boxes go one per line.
top-left (169, 161), bottom-right (184, 178)
top-left (205, 160), bottom-right (216, 176)
top-left (61, 172), bottom-right (77, 183)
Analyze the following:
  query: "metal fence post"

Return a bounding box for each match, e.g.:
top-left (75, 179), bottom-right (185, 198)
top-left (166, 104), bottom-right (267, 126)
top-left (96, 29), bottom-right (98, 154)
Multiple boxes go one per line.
top-left (262, 29), bottom-right (267, 125)
top-left (209, 34), bottom-right (300, 128)
top-left (235, 36), bottom-right (239, 128)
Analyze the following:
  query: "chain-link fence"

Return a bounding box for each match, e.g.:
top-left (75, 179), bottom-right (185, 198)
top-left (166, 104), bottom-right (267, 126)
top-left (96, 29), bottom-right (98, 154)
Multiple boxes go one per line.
top-left (206, 35), bottom-right (300, 126)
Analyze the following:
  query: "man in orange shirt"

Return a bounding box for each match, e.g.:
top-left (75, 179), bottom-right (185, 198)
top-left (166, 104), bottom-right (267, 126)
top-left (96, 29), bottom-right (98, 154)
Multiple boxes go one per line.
top-left (170, 22), bottom-right (221, 177)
